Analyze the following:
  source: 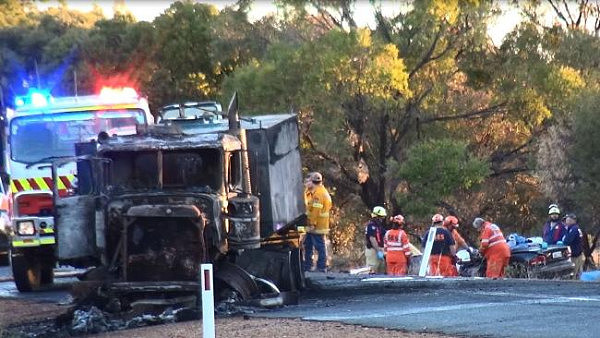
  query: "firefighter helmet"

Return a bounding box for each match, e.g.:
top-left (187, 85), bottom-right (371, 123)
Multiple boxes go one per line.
top-left (372, 206), bottom-right (387, 217)
top-left (444, 215), bottom-right (459, 228)
top-left (548, 206), bottom-right (560, 215)
top-left (392, 214), bottom-right (405, 225)
top-left (432, 214), bottom-right (444, 223)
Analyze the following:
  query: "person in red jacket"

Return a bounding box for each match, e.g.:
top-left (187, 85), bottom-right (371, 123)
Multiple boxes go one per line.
top-left (472, 217), bottom-right (511, 278)
top-left (384, 215), bottom-right (412, 276)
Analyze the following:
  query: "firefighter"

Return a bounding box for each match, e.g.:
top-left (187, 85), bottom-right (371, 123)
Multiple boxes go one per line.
top-left (443, 216), bottom-right (469, 250)
top-left (303, 172), bottom-right (332, 272)
top-left (365, 206), bottom-right (387, 274)
top-left (384, 214), bottom-right (412, 276)
top-left (442, 215), bottom-right (469, 277)
top-left (422, 214), bottom-right (456, 276)
top-left (542, 204), bottom-right (567, 245)
top-left (472, 217), bottom-right (511, 278)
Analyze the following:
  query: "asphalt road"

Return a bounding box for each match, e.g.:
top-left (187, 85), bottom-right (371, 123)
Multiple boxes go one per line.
top-left (0, 265), bottom-right (76, 303)
top-left (262, 276), bottom-right (600, 338)
top-left (1, 266), bottom-right (599, 337)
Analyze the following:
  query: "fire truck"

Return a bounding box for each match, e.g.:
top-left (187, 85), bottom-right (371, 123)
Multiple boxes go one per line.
top-left (4, 87), bottom-right (153, 291)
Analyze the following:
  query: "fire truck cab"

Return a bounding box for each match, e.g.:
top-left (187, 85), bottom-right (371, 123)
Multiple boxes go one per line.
top-left (4, 87), bottom-right (153, 292)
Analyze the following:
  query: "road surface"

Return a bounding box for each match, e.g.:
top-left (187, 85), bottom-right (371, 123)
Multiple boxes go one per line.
top-left (263, 275), bottom-right (600, 338)
top-left (1, 268), bottom-right (599, 337)
top-left (0, 265), bottom-right (76, 303)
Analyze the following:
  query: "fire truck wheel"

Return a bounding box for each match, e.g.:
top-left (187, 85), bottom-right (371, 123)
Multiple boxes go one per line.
top-left (11, 254), bottom-right (41, 292)
top-left (41, 261), bottom-right (54, 285)
top-left (0, 253), bottom-right (9, 266)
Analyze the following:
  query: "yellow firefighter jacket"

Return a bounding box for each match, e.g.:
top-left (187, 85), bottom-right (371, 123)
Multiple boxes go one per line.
top-left (307, 184), bottom-right (332, 234)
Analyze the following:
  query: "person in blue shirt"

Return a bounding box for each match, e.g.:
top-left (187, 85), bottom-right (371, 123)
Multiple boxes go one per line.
top-left (543, 205), bottom-right (567, 244)
top-left (422, 214), bottom-right (456, 276)
top-left (562, 213), bottom-right (585, 279)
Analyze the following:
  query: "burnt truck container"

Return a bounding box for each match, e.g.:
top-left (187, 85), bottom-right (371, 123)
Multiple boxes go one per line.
top-left (51, 107), bottom-right (306, 309)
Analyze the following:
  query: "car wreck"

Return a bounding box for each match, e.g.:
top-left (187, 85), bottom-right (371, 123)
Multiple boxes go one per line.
top-left (51, 97), bottom-right (306, 311)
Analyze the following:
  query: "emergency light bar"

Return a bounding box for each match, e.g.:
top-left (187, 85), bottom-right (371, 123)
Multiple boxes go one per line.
top-left (99, 87), bottom-right (138, 100)
top-left (15, 89), bottom-right (53, 108)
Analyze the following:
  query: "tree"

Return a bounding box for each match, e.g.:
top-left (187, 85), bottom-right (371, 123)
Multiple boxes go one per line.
top-left (395, 138), bottom-right (489, 217)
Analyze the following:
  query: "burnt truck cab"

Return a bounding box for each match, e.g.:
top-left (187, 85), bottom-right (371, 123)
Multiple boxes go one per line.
top-left (54, 104), bottom-right (305, 307)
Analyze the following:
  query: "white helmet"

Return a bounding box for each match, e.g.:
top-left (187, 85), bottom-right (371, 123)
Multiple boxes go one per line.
top-left (548, 207), bottom-right (560, 215)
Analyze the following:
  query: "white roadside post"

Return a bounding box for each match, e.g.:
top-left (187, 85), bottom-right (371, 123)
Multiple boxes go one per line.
top-left (419, 227), bottom-right (437, 277)
top-left (200, 264), bottom-right (215, 338)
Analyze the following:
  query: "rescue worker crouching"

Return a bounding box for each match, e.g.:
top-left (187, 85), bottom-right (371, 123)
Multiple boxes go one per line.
top-left (365, 206), bottom-right (387, 274)
top-left (422, 214), bottom-right (456, 277)
top-left (472, 217), bottom-right (511, 278)
top-left (303, 172), bottom-right (332, 273)
top-left (384, 215), bottom-right (412, 276)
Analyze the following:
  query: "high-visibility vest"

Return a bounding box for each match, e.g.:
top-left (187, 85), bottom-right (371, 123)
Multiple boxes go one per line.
top-left (480, 222), bottom-right (507, 251)
top-left (384, 229), bottom-right (411, 256)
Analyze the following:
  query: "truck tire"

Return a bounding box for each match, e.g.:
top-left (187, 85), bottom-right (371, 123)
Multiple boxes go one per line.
top-left (11, 254), bottom-right (41, 292)
top-left (41, 261), bottom-right (54, 285)
top-left (0, 253), bottom-right (9, 266)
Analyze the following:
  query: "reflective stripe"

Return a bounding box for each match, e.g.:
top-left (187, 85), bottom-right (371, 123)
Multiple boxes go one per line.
top-left (39, 237), bottom-right (56, 245)
top-left (10, 180), bottom-right (18, 193)
top-left (319, 212), bottom-right (329, 217)
top-left (481, 239), bottom-right (490, 243)
top-left (12, 239), bottom-right (41, 247)
top-left (19, 179), bottom-right (31, 191)
top-left (387, 248), bottom-right (406, 251)
top-left (489, 233), bottom-right (503, 240)
top-left (11, 175), bottom-right (76, 193)
top-left (35, 177), bottom-right (49, 190)
top-left (39, 228), bottom-right (54, 234)
top-left (488, 239), bottom-right (506, 247)
top-left (312, 203), bottom-right (324, 208)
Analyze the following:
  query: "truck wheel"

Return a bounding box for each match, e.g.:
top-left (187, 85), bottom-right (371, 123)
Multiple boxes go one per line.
top-left (290, 248), bottom-right (305, 290)
top-left (0, 253), bottom-right (9, 266)
top-left (41, 261), bottom-right (54, 285)
top-left (11, 254), bottom-right (41, 292)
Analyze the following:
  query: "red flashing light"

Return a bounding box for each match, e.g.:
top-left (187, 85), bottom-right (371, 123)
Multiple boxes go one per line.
top-left (99, 87), bottom-right (138, 100)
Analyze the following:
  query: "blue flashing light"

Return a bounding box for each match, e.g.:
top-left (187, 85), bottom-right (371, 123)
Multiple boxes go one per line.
top-left (14, 88), bottom-right (52, 108)
top-left (30, 92), bottom-right (48, 107)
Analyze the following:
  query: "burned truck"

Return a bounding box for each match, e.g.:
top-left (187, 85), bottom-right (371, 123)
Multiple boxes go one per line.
top-left (53, 100), bottom-right (306, 308)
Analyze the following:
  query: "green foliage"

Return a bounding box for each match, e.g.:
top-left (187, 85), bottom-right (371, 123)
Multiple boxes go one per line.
top-left (571, 91), bottom-right (600, 225)
top-left (396, 138), bottom-right (489, 217)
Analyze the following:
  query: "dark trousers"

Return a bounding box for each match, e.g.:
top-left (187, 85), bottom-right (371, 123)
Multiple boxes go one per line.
top-left (304, 233), bottom-right (326, 271)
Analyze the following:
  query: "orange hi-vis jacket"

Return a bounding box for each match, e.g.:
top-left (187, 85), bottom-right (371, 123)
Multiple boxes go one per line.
top-left (479, 221), bottom-right (507, 254)
top-left (384, 228), bottom-right (411, 275)
top-left (306, 184), bottom-right (332, 234)
top-left (452, 229), bottom-right (468, 250)
top-left (384, 229), bottom-right (412, 256)
top-left (479, 221), bottom-right (511, 278)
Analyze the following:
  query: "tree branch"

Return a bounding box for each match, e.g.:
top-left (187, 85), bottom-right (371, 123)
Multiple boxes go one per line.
top-left (548, 0), bottom-right (574, 27)
top-left (409, 27), bottom-right (442, 79)
top-left (303, 132), bottom-right (359, 185)
top-left (490, 166), bottom-right (530, 177)
top-left (420, 102), bottom-right (507, 124)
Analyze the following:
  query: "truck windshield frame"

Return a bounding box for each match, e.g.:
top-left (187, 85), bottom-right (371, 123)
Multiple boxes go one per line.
top-left (105, 149), bottom-right (223, 193)
top-left (9, 109), bottom-right (146, 164)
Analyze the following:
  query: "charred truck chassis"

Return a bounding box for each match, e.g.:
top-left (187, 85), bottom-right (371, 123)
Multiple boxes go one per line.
top-left (52, 107), bottom-right (305, 311)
